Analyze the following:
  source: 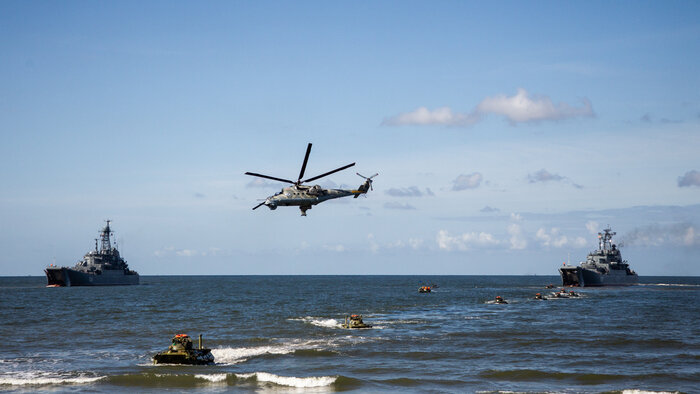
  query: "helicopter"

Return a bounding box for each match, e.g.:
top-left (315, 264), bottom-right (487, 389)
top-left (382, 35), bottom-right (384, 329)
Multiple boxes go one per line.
top-left (245, 143), bottom-right (377, 216)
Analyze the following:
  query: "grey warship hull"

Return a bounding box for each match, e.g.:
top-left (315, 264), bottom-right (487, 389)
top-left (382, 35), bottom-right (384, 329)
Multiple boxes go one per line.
top-left (45, 221), bottom-right (139, 287)
top-left (45, 267), bottom-right (139, 286)
top-left (559, 227), bottom-right (637, 287)
top-left (560, 265), bottom-right (637, 287)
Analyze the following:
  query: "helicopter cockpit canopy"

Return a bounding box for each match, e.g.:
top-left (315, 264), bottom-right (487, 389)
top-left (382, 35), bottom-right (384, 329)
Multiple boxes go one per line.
top-left (308, 185), bottom-right (323, 196)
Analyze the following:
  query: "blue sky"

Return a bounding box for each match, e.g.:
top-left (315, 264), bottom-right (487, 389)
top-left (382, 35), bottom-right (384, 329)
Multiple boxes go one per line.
top-left (1, 1), bottom-right (699, 276)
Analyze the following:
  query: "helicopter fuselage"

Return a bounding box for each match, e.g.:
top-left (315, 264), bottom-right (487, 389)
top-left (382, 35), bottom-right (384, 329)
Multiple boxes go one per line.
top-left (261, 183), bottom-right (366, 215)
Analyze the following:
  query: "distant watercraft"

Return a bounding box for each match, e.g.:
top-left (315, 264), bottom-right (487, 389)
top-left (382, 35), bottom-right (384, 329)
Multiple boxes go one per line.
top-left (559, 227), bottom-right (637, 287)
top-left (44, 220), bottom-right (139, 286)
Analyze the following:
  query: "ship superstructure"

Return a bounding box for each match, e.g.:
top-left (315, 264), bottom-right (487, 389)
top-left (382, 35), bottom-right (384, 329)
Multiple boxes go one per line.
top-left (559, 227), bottom-right (637, 287)
top-left (45, 221), bottom-right (139, 286)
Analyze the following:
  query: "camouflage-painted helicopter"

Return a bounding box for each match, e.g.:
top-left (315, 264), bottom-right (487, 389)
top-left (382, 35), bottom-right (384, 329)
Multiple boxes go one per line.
top-left (245, 143), bottom-right (377, 216)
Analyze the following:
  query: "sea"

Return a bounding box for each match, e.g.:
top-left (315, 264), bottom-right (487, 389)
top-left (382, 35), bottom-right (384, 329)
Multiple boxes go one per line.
top-left (1, 275), bottom-right (698, 393)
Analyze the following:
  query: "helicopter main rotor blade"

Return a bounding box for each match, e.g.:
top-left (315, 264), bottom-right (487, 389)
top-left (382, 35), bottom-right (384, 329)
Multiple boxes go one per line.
top-left (244, 172), bottom-right (295, 184)
top-left (252, 201), bottom-right (266, 210)
top-left (303, 162), bottom-right (355, 183)
top-left (297, 143), bottom-right (312, 183)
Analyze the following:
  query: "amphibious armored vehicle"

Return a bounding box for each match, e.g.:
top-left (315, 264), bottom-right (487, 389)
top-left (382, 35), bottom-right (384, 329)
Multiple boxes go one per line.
top-left (341, 315), bottom-right (372, 329)
top-left (152, 334), bottom-right (214, 365)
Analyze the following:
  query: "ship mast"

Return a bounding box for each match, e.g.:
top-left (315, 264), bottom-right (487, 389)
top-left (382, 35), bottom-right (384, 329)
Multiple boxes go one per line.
top-left (100, 220), bottom-right (113, 253)
top-left (598, 227), bottom-right (616, 252)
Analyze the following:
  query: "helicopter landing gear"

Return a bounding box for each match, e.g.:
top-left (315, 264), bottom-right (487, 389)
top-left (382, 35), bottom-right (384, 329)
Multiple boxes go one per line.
top-left (300, 206), bottom-right (312, 216)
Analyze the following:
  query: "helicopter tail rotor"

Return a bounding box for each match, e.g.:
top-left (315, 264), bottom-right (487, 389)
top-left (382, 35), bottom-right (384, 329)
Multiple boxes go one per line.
top-left (355, 173), bottom-right (378, 197)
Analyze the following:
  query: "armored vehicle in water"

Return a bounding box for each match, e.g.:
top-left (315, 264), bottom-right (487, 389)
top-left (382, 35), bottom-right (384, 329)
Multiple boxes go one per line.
top-left (153, 334), bottom-right (214, 365)
top-left (44, 221), bottom-right (139, 286)
top-left (342, 315), bottom-right (372, 329)
top-left (559, 227), bottom-right (637, 287)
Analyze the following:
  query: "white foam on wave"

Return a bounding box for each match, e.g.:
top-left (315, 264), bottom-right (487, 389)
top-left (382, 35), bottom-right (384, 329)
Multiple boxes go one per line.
top-left (212, 337), bottom-right (348, 365)
top-left (648, 283), bottom-right (700, 287)
top-left (0, 371), bottom-right (105, 386)
top-left (236, 372), bottom-right (336, 388)
top-left (212, 345), bottom-right (293, 364)
top-left (194, 373), bottom-right (228, 383)
top-left (622, 390), bottom-right (680, 394)
top-left (289, 316), bottom-right (343, 328)
top-left (310, 318), bottom-right (342, 328)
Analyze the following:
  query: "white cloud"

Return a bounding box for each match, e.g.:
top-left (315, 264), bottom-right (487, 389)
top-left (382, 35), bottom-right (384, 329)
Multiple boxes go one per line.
top-left (408, 238), bottom-right (424, 249)
top-left (153, 246), bottom-right (175, 257)
top-left (385, 186), bottom-right (433, 197)
top-left (585, 221), bottom-right (599, 235)
top-left (381, 106), bottom-right (481, 126)
top-left (154, 246), bottom-right (206, 257)
top-left (323, 244), bottom-right (346, 252)
top-left (176, 249), bottom-right (198, 257)
top-left (536, 227), bottom-right (587, 248)
top-left (528, 169), bottom-right (564, 183)
top-left (678, 170), bottom-right (700, 187)
top-left (367, 233), bottom-right (379, 253)
top-left (437, 230), bottom-right (500, 251)
top-left (507, 223), bottom-right (527, 250)
top-left (476, 88), bottom-right (594, 124)
top-left (382, 88), bottom-right (594, 127)
top-left (246, 178), bottom-right (285, 189)
top-left (528, 169), bottom-right (583, 189)
top-left (388, 238), bottom-right (425, 250)
top-left (452, 173), bottom-right (483, 191)
top-left (384, 201), bottom-right (416, 210)
top-left (620, 223), bottom-right (700, 247)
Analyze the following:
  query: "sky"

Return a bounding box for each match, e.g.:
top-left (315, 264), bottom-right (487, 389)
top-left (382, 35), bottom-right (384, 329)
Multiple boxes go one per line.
top-left (1, 1), bottom-right (699, 276)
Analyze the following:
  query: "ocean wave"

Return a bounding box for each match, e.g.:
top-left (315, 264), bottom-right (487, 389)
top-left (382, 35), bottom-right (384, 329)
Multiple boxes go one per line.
top-left (194, 373), bottom-right (228, 383)
top-left (212, 345), bottom-right (293, 364)
top-left (289, 316), bottom-right (343, 328)
top-left (646, 283), bottom-right (700, 288)
top-left (211, 338), bottom-right (349, 365)
top-left (479, 369), bottom-right (679, 385)
top-left (235, 372), bottom-right (337, 388)
top-left (0, 371), bottom-right (105, 386)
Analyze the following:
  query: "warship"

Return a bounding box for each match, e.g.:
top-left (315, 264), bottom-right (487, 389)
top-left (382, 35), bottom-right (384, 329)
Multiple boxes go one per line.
top-left (559, 227), bottom-right (637, 287)
top-left (44, 221), bottom-right (139, 286)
